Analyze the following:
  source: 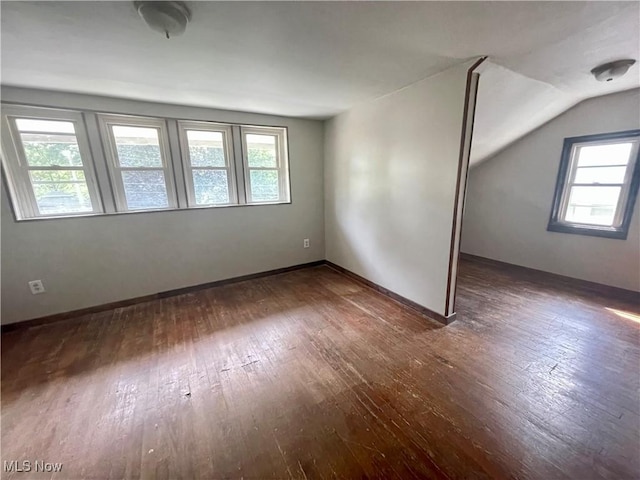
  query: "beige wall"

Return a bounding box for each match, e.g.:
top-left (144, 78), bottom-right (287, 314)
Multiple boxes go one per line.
top-left (462, 88), bottom-right (640, 292)
top-left (1, 88), bottom-right (325, 324)
top-left (324, 62), bottom-right (473, 317)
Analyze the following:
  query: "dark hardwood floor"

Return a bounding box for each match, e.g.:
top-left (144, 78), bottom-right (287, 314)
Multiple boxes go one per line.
top-left (2, 258), bottom-right (639, 479)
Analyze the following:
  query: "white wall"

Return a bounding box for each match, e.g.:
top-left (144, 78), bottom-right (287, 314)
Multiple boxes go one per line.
top-left (462, 88), bottom-right (640, 292)
top-left (324, 62), bottom-right (473, 317)
top-left (1, 88), bottom-right (325, 324)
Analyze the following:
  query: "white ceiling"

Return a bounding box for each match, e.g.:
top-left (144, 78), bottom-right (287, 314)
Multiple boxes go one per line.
top-left (2, 1), bottom-right (639, 164)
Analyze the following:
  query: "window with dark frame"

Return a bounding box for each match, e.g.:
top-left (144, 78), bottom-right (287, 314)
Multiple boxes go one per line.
top-left (547, 130), bottom-right (640, 240)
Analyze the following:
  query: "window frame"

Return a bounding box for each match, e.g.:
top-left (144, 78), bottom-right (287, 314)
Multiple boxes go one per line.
top-left (1, 105), bottom-right (104, 219)
top-left (1, 102), bottom-right (293, 221)
top-left (97, 114), bottom-right (178, 212)
top-left (177, 120), bottom-right (238, 207)
top-left (240, 126), bottom-right (290, 205)
top-left (547, 129), bottom-right (640, 240)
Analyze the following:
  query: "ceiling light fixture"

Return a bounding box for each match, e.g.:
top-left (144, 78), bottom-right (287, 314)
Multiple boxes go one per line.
top-left (134, 1), bottom-right (191, 39)
top-left (591, 59), bottom-right (636, 82)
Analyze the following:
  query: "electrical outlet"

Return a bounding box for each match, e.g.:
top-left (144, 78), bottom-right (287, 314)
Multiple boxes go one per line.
top-left (28, 280), bottom-right (46, 295)
top-left (303, 238), bottom-right (310, 248)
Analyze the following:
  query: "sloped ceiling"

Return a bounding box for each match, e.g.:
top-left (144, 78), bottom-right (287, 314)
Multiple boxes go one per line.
top-left (1, 2), bottom-right (638, 165)
top-left (472, 62), bottom-right (579, 164)
top-left (473, 4), bottom-right (640, 164)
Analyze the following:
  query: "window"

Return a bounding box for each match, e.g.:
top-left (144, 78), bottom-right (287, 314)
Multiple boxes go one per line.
top-left (548, 130), bottom-right (640, 239)
top-left (2, 103), bottom-right (292, 220)
top-left (1, 106), bottom-right (102, 219)
top-left (178, 121), bottom-right (237, 206)
top-left (241, 127), bottom-right (290, 204)
top-left (98, 115), bottom-right (176, 211)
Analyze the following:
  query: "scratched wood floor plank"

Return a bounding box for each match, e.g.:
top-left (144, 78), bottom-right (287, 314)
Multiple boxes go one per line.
top-left (2, 259), bottom-right (639, 479)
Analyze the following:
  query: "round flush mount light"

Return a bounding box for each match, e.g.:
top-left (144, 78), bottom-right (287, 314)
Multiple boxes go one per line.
top-left (591, 59), bottom-right (636, 82)
top-left (134, 1), bottom-right (191, 39)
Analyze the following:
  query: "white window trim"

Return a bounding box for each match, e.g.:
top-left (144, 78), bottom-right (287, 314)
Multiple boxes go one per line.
top-left (557, 136), bottom-right (640, 228)
top-left (177, 120), bottom-right (238, 207)
top-left (2, 102), bottom-right (293, 221)
top-left (240, 126), bottom-right (290, 204)
top-left (97, 114), bottom-right (178, 212)
top-left (1, 105), bottom-right (103, 219)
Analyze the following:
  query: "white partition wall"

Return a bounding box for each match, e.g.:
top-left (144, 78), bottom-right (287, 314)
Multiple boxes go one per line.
top-left (324, 60), bottom-right (484, 320)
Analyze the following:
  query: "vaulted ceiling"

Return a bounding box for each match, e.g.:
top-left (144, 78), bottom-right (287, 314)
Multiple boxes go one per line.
top-left (2, 1), bottom-right (638, 164)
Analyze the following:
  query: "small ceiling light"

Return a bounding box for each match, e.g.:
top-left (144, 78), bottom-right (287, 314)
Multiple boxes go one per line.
top-left (591, 59), bottom-right (636, 82)
top-left (134, 1), bottom-right (191, 39)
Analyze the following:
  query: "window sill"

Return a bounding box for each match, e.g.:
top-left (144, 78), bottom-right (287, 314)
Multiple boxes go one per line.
top-left (12, 200), bottom-right (293, 223)
top-left (547, 221), bottom-right (629, 240)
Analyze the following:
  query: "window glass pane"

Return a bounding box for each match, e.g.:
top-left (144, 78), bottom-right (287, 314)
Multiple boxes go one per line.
top-left (29, 170), bottom-right (93, 214)
top-left (20, 133), bottom-right (83, 167)
top-left (574, 166), bottom-right (627, 184)
top-left (186, 130), bottom-right (226, 167)
top-left (192, 169), bottom-right (229, 205)
top-left (250, 170), bottom-right (279, 202)
top-left (576, 143), bottom-right (632, 167)
top-left (15, 118), bottom-right (75, 134)
top-left (564, 186), bottom-right (621, 226)
top-left (121, 170), bottom-right (168, 210)
top-left (112, 126), bottom-right (162, 167)
top-left (246, 134), bottom-right (277, 168)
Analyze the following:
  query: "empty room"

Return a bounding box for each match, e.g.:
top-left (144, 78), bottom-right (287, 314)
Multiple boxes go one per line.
top-left (1, 1), bottom-right (639, 479)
